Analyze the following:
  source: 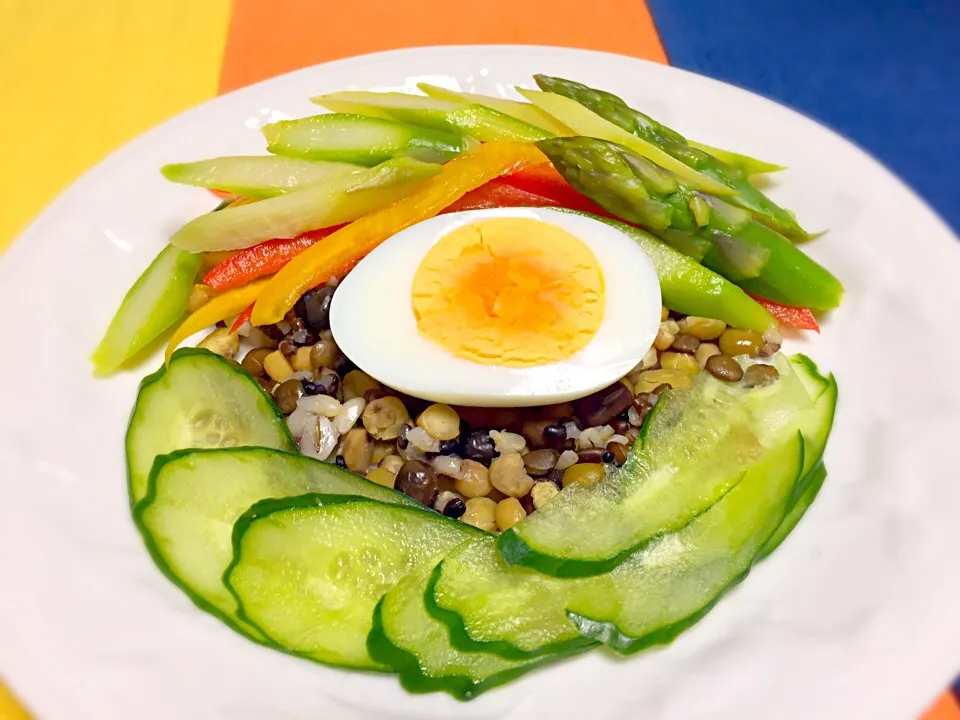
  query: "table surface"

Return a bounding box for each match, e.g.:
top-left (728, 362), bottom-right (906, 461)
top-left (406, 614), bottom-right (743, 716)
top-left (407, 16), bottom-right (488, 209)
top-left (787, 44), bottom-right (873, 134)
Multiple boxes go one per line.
top-left (1, 1), bottom-right (957, 718)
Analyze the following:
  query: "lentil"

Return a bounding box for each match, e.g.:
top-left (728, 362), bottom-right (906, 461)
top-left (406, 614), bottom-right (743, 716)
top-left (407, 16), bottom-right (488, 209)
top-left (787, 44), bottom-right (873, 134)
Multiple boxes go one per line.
top-left (495, 497), bottom-right (527, 531)
top-left (309, 339), bottom-right (339, 370)
top-left (531, 481), bottom-right (560, 509)
top-left (633, 368), bottom-right (693, 393)
top-left (395, 460), bottom-right (438, 505)
top-left (670, 334), bottom-right (701, 354)
top-left (455, 460), bottom-right (493, 498)
top-left (523, 449), bottom-right (560, 476)
top-left (718, 328), bottom-right (764, 358)
top-left (562, 463), bottom-right (605, 489)
top-left (343, 370), bottom-right (381, 401)
top-left (743, 363), bottom-right (780, 388)
top-left (416, 403), bottom-right (461, 441)
top-left (438, 439), bottom-right (459, 455)
top-left (263, 350), bottom-right (294, 383)
top-left (362, 396), bottom-right (411, 440)
top-left (461, 497), bottom-right (497, 532)
top-left (705, 354), bottom-right (744, 382)
top-left (272, 379), bottom-right (304, 414)
top-left (695, 342), bottom-right (722, 367)
top-left (678, 316), bottom-right (726, 340)
top-left (489, 452), bottom-right (535, 498)
top-left (378, 454), bottom-right (404, 476)
top-left (521, 420), bottom-right (552, 449)
top-left (241, 347), bottom-right (272, 378)
top-left (608, 441), bottom-right (629, 465)
top-left (660, 351), bottom-right (702, 376)
top-left (365, 467), bottom-right (396, 488)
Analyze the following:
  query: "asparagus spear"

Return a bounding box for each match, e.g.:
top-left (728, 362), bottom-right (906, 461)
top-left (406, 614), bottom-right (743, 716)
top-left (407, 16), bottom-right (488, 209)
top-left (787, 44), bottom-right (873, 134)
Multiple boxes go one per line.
top-left (537, 136), bottom-right (842, 310)
top-left (533, 75), bottom-right (806, 241)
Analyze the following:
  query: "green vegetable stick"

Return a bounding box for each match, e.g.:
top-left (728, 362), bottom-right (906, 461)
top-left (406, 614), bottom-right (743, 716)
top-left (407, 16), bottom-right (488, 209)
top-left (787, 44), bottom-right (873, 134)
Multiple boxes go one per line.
top-left (539, 136), bottom-right (843, 310)
top-left (91, 244), bottom-right (201, 376)
top-left (533, 75), bottom-right (805, 241)
top-left (416, 83), bottom-right (571, 135)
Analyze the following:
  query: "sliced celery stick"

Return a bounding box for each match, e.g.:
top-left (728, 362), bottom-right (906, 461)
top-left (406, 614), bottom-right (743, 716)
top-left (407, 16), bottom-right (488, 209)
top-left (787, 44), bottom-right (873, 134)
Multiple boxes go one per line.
top-left (264, 113), bottom-right (472, 166)
top-left (161, 156), bottom-right (367, 198)
top-left (311, 91), bottom-right (550, 142)
top-left (417, 83), bottom-right (571, 135)
top-left (516, 89), bottom-right (733, 195)
top-left (170, 157), bottom-right (441, 252)
top-left (687, 141), bottom-right (786, 175)
top-left (92, 244), bottom-right (201, 376)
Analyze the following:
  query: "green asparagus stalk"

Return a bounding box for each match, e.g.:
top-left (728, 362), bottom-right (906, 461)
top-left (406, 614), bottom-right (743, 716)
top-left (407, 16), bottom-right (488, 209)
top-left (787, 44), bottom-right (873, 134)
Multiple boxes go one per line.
top-left (537, 136), bottom-right (843, 310)
top-left (533, 75), bottom-right (806, 241)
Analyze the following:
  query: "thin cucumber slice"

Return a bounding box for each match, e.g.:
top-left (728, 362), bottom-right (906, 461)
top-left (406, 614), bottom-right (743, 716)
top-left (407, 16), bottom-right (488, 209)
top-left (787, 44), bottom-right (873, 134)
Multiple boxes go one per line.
top-left (516, 89), bottom-right (732, 195)
top-left (417, 83), bottom-right (570, 135)
top-left (311, 91), bottom-right (550, 143)
top-left (568, 433), bottom-right (803, 653)
top-left (498, 354), bottom-right (812, 577)
top-left (368, 560), bottom-right (576, 699)
top-left (759, 460), bottom-right (827, 559)
top-left (264, 113), bottom-right (474, 165)
top-left (161, 156), bottom-right (367, 198)
top-left (134, 447), bottom-right (417, 641)
top-left (170, 156), bottom-right (441, 252)
top-left (225, 495), bottom-right (482, 670)
top-left (125, 348), bottom-right (294, 505)
top-left (430, 435), bottom-right (803, 657)
top-left (789, 354), bottom-right (838, 477)
top-left (91, 244), bottom-right (201, 376)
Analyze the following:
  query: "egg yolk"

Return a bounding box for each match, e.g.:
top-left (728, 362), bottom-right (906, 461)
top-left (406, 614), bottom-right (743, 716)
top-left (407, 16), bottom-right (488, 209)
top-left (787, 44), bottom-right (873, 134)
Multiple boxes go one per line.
top-left (411, 217), bottom-right (605, 367)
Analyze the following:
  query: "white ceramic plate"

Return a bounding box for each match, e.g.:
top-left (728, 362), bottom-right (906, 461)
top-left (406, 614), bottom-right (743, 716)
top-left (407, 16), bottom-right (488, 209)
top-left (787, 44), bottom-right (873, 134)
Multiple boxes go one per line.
top-left (1, 46), bottom-right (959, 720)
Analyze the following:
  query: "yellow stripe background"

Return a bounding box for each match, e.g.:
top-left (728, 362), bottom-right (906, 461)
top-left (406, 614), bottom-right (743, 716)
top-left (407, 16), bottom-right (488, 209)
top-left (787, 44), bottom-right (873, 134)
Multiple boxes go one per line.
top-left (0, 2), bottom-right (232, 713)
top-left (0, 0), bottom-right (233, 253)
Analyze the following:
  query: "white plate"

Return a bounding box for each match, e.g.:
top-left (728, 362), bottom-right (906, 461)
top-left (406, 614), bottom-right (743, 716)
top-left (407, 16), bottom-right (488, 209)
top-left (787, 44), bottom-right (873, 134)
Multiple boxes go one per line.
top-left (1, 45), bottom-right (959, 720)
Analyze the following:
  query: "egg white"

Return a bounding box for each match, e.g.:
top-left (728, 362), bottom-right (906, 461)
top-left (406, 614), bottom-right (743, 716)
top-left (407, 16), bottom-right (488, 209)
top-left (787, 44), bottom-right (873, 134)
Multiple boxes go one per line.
top-left (329, 207), bottom-right (662, 407)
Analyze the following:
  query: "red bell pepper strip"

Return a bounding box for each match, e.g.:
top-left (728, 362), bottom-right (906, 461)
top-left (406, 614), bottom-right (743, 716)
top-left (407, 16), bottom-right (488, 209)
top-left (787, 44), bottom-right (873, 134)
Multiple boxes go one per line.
top-left (229, 303), bottom-right (254, 334)
top-left (748, 294), bottom-right (820, 332)
top-left (202, 225), bottom-right (344, 291)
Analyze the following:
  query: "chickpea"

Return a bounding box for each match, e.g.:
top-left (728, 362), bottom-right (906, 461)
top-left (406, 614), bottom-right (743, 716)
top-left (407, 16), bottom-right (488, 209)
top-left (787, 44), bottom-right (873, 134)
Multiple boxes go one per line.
top-left (455, 460), bottom-right (493, 498)
top-left (416, 403), bottom-right (461, 441)
top-left (489, 452), bottom-right (534, 498)
top-left (562, 463), bottom-right (605, 489)
top-left (365, 467), bottom-right (396, 488)
top-left (362, 396), bottom-right (411, 440)
top-left (495, 497), bottom-right (527, 531)
top-left (461, 497), bottom-right (497, 532)
top-left (341, 428), bottom-right (373, 472)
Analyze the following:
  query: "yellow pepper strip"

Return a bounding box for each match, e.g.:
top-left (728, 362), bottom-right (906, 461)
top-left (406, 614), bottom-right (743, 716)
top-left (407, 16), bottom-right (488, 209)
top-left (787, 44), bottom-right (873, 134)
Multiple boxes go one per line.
top-left (165, 279), bottom-right (268, 363)
top-left (251, 141), bottom-right (548, 326)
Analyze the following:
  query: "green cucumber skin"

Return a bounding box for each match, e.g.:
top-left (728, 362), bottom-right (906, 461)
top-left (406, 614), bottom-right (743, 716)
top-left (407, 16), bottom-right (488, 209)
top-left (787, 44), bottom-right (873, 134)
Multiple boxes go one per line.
top-left (91, 244), bottom-right (202, 375)
top-left (224, 493), bottom-right (481, 672)
top-left (758, 460), bottom-right (828, 560)
top-left (367, 600), bottom-right (581, 700)
top-left (423, 563), bottom-right (595, 659)
top-left (568, 434), bottom-right (804, 655)
top-left (124, 348), bottom-right (296, 506)
top-left (131, 446), bottom-right (420, 644)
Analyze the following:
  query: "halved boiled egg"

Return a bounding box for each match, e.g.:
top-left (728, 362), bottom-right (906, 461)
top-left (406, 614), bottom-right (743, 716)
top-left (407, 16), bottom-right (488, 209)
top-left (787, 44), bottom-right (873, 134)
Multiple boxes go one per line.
top-left (329, 207), bottom-right (661, 407)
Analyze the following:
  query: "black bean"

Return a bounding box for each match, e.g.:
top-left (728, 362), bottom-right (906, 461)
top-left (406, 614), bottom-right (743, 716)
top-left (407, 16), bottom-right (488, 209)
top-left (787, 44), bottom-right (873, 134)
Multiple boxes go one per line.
top-left (335, 455), bottom-right (346, 468)
top-left (543, 470), bottom-right (564, 489)
top-left (337, 359), bottom-right (356, 376)
top-left (743, 363), bottom-right (780, 388)
top-left (705, 354), bottom-right (744, 382)
top-left (301, 380), bottom-right (321, 396)
top-left (295, 286), bottom-right (335, 332)
top-left (617, 410), bottom-right (630, 421)
top-left (442, 497), bottom-right (467, 519)
top-left (311, 370), bottom-right (340, 397)
top-left (574, 382), bottom-right (634, 427)
top-left (395, 460), bottom-right (439, 505)
top-left (438, 439), bottom-right (460, 455)
top-left (460, 430), bottom-right (497, 465)
top-left (601, 450), bottom-right (615, 464)
top-left (611, 418), bottom-right (631, 435)
top-left (542, 423), bottom-right (568, 451)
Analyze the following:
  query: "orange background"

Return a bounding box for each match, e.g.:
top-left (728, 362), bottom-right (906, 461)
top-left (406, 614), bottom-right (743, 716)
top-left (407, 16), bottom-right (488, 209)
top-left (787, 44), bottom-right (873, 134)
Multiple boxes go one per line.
top-left (0, 1), bottom-right (955, 718)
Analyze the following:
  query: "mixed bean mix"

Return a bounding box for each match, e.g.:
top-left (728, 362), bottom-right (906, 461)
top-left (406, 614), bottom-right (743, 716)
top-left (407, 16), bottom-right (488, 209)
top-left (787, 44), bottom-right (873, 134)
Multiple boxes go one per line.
top-left (198, 280), bottom-right (783, 533)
